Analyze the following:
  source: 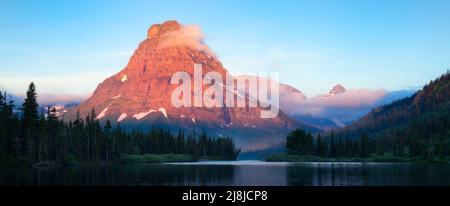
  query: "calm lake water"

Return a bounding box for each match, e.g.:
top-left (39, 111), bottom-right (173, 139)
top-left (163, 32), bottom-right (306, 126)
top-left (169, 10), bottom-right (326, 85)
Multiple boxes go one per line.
top-left (2, 161), bottom-right (450, 186)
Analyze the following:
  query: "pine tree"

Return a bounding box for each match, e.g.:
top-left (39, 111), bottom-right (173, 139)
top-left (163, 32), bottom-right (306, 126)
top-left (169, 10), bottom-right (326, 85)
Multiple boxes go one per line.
top-left (199, 131), bottom-right (208, 157)
top-left (360, 134), bottom-right (370, 158)
top-left (1, 84), bottom-right (242, 166)
top-left (0, 92), bottom-right (6, 161)
top-left (22, 83), bottom-right (39, 126)
top-left (329, 133), bottom-right (336, 157)
top-left (103, 120), bottom-right (112, 162)
top-left (21, 82), bottom-right (39, 162)
top-left (286, 129), bottom-right (301, 155)
top-left (316, 134), bottom-right (327, 157)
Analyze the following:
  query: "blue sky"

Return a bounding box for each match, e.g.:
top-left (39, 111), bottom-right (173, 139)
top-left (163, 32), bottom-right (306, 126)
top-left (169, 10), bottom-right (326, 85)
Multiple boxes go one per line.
top-left (0, 0), bottom-right (449, 97)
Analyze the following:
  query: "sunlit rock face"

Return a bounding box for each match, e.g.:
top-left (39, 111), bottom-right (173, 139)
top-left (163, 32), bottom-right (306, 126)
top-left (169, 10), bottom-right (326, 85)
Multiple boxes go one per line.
top-left (62, 20), bottom-right (316, 152)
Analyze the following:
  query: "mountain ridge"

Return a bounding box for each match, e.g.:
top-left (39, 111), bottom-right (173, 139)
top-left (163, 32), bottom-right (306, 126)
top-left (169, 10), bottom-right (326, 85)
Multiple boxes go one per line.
top-left (325, 71), bottom-right (450, 156)
top-left (61, 20), bottom-right (316, 152)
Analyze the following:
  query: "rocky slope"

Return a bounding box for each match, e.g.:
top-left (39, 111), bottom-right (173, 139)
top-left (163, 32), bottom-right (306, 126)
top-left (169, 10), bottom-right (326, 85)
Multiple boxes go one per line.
top-left (62, 20), bottom-right (317, 152)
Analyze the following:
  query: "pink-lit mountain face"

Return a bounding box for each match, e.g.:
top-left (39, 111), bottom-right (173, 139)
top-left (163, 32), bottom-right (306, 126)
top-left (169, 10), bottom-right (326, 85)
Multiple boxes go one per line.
top-left (61, 20), bottom-right (316, 152)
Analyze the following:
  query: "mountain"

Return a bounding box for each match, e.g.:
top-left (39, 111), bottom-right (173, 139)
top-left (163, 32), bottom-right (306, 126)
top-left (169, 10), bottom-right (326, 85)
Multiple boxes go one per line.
top-left (233, 75), bottom-right (342, 130)
top-left (290, 114), bottom-right (345, 131)
top-left (373, 89), bottom-right (417, 106)
top-left (232, 76), bottom-right (416, 130)
top-left (310, 87), bottom-right (416, 125)
top-left (287, 85), bottom-right (415, 128)
top-left (324, 84), bottom-right (346, 97)
top-left (234, 75), bottom-right (306, 115)
top-left (43, 104), bottom-right (68, 117)
top-left (328, 71), bottom-right (450, 150)
top-left (233, 75), bottom-right (344, 130)
top-left (62, 20), bottom-right (317, 152)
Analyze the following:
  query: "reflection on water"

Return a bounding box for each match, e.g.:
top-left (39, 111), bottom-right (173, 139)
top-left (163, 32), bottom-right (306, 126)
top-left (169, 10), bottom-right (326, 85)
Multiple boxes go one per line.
top-left (287, 162), bottom-right (367, 186)
top-left (1, 161), bottom-right (450, 186)
top-left (0, 164), bottom-right (235, 186)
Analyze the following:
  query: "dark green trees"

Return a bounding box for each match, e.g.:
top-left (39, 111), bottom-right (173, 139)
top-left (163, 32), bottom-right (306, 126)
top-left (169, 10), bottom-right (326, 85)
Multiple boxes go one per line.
top-left (286, 129), bottom-right (314, 155)
top-left (0, 83), bottom-right (241, 167)
top-left (21, 82), bottom-right (39, 162)
top-left (133, 129), bottom-right (240, 160)
top-left (315, 134), bottom-right (327, 156)
top-left (286, 128), bottom-right (374, 158)
top-left (359, 134), bottom-right (370, 158)
top-left (0, 92), bottom-right (20, 162)
top-left (324, 71), bottom-right (450, 159)
top-left (22, 83), bottom-right (39, 126)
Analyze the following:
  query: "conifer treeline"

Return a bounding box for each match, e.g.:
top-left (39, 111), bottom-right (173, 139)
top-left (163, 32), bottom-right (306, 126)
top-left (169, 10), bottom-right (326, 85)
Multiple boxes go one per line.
top-left (0, 83), bottom-right (240, 166)
top-left (286, 129), bottom-right (372, 158)
top-left (315, 71), bottom-right (450, 159)
top-left (287, 117), bottom-right (450, 159)
top-left (286, 72), bottom-right (450, 159)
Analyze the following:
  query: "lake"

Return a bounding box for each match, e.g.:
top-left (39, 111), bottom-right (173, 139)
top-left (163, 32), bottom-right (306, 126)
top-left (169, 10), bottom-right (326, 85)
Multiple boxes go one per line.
top-left (2, 161), bottom-right (450, 186)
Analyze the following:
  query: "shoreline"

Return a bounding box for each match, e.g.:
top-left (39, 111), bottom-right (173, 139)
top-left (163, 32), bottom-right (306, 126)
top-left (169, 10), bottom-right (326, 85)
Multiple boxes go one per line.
top-left (264, 153), bottom-right (450, 164)
top-left (4, 154), bottom-right (450, 169)
top-left (0, 154), bottom-right (238, 169)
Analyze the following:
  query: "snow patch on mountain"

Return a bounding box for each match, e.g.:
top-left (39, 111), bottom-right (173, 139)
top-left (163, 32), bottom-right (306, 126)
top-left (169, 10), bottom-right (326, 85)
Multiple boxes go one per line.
top-left (158, 108), bottom-right (168, 118)
top-left (117, 113), bottom-right (127, 122)
top-left (133, 110), bottom-right (156, 120)
top-left (331, 118), bottom-right (346, 127)
top-left (96, 107), bottom-right (108, 119)
top-left (55, 110), bottom-right (68, 117)
top-left (121, 75), bottom-right (127, 82)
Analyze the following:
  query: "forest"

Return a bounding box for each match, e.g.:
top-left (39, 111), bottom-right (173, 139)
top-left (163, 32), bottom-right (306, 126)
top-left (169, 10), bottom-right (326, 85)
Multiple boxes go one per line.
top-left (0, 83), bottom-right (241, 167)
top-left (268, 125), bottom-right (450, 162)
top-left (271, 71), bottom-right (450, 162)
top-left (282, 129), bottom-right (372, 159)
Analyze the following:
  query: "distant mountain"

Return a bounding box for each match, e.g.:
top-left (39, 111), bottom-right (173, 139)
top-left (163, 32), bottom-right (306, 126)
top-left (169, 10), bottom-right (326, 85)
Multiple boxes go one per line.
top-left (232, 76), bottom-right (416, 130)
top-left (234, 75), bottom-right (306, 115)
top-left (281, 83), bottom-right (414, 130)
top-left (5, 93), bottom-right (23, 107)
top-left (323, 84), bottom-right (346, 97)
top-left (374, 89), bottom-right (417, 106)
top-left (42, 105), bottom-right (68, 117)
top-left (61, 20), bottom-right (317, 152)
top-left (234, 75), bottom-right (343, 130)
top-left (289, 114), bottom-right (345, 131)
top-left (0, 91), bottom-right (84, 111)
top-left (328, 71), bottom-right (450, 147)
top-left (36, 94), bottom-right (86, 107)
top-left (238, 144), bottom-right (284, 160)
top-left (295, 88), bottom-right (415, 126)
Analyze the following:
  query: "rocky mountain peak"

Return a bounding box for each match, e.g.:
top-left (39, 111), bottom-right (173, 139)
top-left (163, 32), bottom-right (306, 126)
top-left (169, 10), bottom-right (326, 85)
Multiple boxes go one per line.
top-left (62, 20), bottom-right (309, 152)
top-left (147, 20), bottom-right (181, 39)
top-left (329, 84), bottom-right (346, 95)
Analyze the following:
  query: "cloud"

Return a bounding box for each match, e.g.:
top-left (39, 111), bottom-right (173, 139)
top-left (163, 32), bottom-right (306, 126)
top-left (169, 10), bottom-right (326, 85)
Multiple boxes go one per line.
top-left (36, 93), bottom-right (88, 105)
top-left (287, 89), bottom-right (388, 116)
top-left (5, 92), bottom-right (87, 107)
top-left (158, 25), bottom-right (217, 58)
top-left (307, 89), bottom-right (387, 107)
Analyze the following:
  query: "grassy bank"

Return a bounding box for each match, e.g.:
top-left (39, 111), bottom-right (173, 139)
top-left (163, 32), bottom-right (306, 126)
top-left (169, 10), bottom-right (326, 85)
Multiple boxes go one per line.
top-left (1, 153), bottom-right (234, 168)
top-left (265, 153), bottom-right (450, 163)
top-left (198, 155), bottom-right (240, 161)
top-left (118, 154), bottom-right (197, 164)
